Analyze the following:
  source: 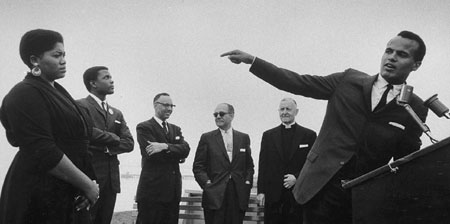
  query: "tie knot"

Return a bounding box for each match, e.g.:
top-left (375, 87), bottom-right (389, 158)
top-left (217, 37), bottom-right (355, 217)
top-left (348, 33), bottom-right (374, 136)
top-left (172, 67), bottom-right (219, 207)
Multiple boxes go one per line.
top-left (162, 121), bottom-right (169, 134)
top-left (386, 84), bottom-right (393, 90)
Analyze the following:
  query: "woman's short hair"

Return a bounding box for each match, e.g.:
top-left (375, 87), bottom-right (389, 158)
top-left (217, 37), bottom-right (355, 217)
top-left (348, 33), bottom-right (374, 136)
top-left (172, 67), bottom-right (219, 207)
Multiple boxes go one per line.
top-left (19, 29), bottom-right (64, 69)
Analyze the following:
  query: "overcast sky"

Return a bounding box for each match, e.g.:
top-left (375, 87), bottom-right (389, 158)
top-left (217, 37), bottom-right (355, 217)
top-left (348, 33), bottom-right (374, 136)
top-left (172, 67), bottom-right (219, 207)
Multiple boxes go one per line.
top-left (1, 0), bottom-right (450, 183)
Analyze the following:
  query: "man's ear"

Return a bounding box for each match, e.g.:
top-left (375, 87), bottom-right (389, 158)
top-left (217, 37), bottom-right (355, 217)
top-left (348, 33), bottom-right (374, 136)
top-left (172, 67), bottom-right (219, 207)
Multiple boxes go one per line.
top-left (412, 61), bottom-right (422, 71)
top-left (90, 80), bottom-right (97, 89)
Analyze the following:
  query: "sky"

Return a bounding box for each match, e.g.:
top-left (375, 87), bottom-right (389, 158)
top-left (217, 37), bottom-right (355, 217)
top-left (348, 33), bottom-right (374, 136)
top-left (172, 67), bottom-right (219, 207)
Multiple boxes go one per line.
top-left (1, 0), bottom-right (450, 185)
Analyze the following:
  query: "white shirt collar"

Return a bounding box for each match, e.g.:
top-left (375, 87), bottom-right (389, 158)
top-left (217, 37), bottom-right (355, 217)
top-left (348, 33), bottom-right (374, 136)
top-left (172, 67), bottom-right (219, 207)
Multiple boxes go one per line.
top-left (153, 116), bottom-right (166, 128)
top-left (374, 75), bottom-right (402, 93)
top-left (371, 75), bottom-right (403, 110)
top-left (89, 93), bottom-right (107, 108)
top-left (220, 127), bottom-right (233, 135)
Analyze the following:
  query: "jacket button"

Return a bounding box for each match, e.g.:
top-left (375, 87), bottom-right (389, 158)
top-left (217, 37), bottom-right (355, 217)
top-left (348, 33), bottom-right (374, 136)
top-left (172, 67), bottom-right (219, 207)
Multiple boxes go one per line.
top-left (339, 161), bottom-right (345, 165)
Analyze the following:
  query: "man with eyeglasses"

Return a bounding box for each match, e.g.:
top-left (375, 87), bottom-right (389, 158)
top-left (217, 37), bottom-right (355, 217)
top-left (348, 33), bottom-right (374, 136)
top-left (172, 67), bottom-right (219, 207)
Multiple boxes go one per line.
top-left (257, 98), bottom-right (316, 224)
top-left (193, 103), bottom-right (255, 224)
top-left (135, 93), bottom-right (190, 224)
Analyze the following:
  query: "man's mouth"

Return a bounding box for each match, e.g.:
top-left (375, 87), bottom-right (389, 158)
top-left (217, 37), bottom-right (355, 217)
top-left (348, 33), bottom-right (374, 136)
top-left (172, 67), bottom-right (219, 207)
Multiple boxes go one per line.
top-left (384, 63), bottom-right (396, 70)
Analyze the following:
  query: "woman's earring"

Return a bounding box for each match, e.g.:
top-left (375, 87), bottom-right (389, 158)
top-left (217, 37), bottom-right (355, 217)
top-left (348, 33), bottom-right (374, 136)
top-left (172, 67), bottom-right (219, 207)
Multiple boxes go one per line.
top-left (31, 65), bottom-right (41, 76)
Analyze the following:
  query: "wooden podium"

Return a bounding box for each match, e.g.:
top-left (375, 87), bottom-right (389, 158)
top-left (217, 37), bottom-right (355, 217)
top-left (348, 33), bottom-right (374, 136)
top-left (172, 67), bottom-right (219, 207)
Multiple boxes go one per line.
top-left (342, 137), bottom-right (450, 224)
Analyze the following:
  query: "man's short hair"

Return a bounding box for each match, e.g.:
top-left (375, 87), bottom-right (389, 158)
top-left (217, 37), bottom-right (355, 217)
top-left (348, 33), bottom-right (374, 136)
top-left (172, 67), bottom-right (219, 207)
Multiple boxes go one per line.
top-left (397, 30), bottom-right (426, 62)
top-left (153, 93), bottom-right (170, 103)
top-left (83, 66), bottom-right (108, 91)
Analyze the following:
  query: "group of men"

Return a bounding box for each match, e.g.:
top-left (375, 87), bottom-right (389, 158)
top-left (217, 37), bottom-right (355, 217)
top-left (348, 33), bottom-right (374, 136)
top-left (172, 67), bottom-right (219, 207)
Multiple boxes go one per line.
top-left (79, 30), bottom-right (429, 224)
top-left (78, 65), bottom-right (316, 224)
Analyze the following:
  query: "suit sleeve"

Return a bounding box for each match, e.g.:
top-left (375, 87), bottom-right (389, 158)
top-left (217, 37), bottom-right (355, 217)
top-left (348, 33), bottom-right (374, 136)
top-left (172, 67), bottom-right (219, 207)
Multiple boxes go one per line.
top-left (76, 101), bottom-right (120, 151)
top-left (250, 57), bottom-right (345, 100)
top-left (192, 134), bottom-right (210, 189)
top-left (136, 123), bottom-right (155, 159)
top-left (257, 131), bottom-right (269, 194)
top-left (90, 127), bottom-right (120, 148)
top-left (245, 134), bottom-right (255, 185)
top-left (166, 126), bottom-right (190, 159)
top-left (107, 112), bottom-right (134, 155)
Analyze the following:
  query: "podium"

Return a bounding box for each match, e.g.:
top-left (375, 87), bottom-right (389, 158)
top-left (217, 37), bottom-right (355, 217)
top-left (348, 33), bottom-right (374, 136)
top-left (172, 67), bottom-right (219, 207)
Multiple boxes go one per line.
top-left (342, 137), bottom-right (450, 224)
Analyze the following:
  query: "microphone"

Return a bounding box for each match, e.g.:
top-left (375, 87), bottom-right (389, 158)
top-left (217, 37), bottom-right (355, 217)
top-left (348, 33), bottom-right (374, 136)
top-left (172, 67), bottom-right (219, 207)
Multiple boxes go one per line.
top-left (396, 84), bottom-right (438, 143)
top-left (397, 84), bottom-right (413, 104)
top-left (424, 94), bottom-right (450, 119)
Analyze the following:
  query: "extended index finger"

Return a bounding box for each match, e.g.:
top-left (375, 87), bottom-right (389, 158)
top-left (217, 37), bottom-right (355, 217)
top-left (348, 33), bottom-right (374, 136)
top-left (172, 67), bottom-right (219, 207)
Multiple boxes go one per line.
top-left (220, 50), bottom-right (238, 57)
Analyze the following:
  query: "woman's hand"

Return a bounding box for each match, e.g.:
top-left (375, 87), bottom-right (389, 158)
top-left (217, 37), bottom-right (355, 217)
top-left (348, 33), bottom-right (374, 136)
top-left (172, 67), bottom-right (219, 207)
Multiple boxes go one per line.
top-left (84, 180), bottom-right (100, 206)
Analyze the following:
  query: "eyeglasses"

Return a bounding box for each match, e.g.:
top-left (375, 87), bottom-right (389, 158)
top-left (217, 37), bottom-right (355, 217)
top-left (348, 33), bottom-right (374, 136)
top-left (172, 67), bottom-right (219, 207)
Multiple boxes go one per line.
top-left (213, 112), bottom-right (229, 117)
top-left (156, 102), bottom-right (176, 108)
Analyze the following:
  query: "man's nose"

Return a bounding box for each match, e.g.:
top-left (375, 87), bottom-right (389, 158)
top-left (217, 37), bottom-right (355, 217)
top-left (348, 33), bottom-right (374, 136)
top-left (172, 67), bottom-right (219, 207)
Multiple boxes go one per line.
top-left (388, 53), bottom-right (398, 61)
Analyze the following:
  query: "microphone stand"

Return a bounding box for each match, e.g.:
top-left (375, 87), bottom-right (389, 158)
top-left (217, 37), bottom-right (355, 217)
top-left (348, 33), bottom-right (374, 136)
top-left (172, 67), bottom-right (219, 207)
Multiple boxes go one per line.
top-left (396, 100), bottom-right (439, 144)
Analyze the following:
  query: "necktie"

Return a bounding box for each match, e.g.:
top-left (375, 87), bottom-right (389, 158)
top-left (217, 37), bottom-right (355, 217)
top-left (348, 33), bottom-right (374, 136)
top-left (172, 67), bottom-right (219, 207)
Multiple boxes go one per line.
top-left (374, 84), bottom-right (393, 112)
top-left (101, 102), bottom-right (106, 111)
top-left (162, 121), bottom-right (169, 134)
top-left (225, 131), bottom-right (233, 161)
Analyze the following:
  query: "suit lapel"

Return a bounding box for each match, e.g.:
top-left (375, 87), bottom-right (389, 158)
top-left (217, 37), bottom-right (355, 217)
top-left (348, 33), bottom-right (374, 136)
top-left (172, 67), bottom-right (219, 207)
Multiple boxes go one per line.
top-left (87, 95), bottom-right (107, 121)
top-left (150, 118), bottom-right (169, 143)
top-left (232, 130), bottom-right (240, 163)
top-left (363, 75), bottom-right (378, 113)
top-left (214, 129), bottom-right (231, 162)
top-left (165, 122), bottom-right (172, 141)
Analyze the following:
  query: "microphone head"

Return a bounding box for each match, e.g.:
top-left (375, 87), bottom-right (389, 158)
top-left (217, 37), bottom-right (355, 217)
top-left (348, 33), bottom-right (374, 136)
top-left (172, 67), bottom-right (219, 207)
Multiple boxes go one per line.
top-left (424, 94), bottom-right (449, 117)
top-left (397, 84), bottom-right (413, 104)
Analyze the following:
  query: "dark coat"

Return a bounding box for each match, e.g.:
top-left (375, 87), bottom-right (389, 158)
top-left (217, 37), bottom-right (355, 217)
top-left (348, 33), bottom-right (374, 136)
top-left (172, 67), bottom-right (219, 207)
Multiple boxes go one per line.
top-left (77, 96), bottom-right (134, 193)
top-left (0, 74), bottom-right (95, 224)
top-left (193, 129), bottom-right (255, 210)
top-left (135, 118), bottom-right (190, 203)
top-left (257, 124), bottom-right (316, 203)
top-left (249, 58), bottom-right (428, 204)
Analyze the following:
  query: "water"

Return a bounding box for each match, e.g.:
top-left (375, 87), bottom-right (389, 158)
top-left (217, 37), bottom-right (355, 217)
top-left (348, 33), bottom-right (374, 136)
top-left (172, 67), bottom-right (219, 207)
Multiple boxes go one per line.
top-left (115, 168), bottom-right (201, 212)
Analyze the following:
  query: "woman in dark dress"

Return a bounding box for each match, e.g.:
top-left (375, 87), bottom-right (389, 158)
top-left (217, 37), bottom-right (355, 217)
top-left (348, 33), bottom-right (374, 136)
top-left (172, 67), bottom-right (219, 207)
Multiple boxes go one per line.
top-left (0, 29), bottom-right (99, 223)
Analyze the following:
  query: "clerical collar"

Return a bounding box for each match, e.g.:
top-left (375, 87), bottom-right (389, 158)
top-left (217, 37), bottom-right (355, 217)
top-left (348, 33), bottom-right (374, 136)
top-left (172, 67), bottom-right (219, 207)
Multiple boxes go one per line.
top-left (282, 122), bottom-right (296, 129)
top-left (89, 93), bottom-right (107, 108)
top-left (153, 116), bottom-right (167, 128)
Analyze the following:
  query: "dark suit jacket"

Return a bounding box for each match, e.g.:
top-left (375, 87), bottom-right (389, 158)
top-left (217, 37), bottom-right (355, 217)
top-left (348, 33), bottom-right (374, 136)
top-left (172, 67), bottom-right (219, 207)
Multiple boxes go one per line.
top-left (193, 129), bottom-right (255, 210)
top-left (257, 124), bottom-right (316, 203)
top-left (250, 58), bottom-right (428, 204)
top-left (135, 118), bottom-right (190, 203)
top-left (77, 96), bottom-right (134, 193)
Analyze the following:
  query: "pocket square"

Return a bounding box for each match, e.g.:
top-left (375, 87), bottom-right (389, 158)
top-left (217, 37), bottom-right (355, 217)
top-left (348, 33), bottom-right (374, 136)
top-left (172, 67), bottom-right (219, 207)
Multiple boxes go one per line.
top-left (114, 120), bottom-right (121, 124)
top-left (299, 144), bottom-right (309, 148)
top-left (389, 122), bottom-right (405, 130)
top-left (240, 148), bottom-right (246, 152)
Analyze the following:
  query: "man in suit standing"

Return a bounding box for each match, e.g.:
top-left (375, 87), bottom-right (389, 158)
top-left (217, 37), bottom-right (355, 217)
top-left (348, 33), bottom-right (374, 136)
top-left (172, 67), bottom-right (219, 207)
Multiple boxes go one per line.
top-left (257, 98), bottom-right (316, 224)
top-left (221, 30), bottom-right (428, 223)
top-left (135, 93), bottom-right (190, 224)
top-left (77, 66), bottom-right (134, 224)
top-left (193, 103), bottom-right (255, 224)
